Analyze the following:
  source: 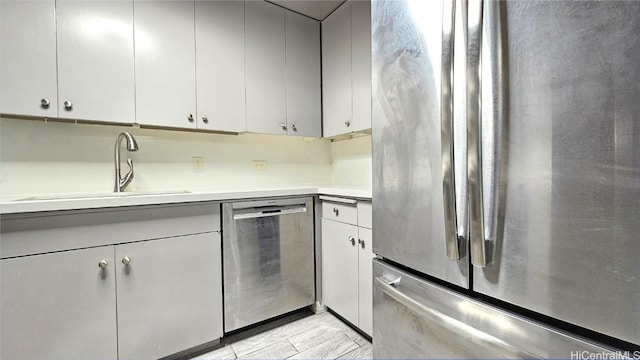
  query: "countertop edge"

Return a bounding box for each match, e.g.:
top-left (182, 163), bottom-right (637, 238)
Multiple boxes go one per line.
top-left (0, 187), bottom-right (372, 215)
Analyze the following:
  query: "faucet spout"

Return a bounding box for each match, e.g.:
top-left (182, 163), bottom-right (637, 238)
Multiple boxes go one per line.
top-left (114, 132), bottom-right (139, 192)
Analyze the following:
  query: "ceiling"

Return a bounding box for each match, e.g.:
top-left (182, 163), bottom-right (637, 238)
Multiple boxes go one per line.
top-left (268, 0), bottom-right (345, 21)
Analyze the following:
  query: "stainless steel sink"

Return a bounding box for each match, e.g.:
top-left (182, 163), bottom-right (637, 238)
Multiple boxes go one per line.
top-left (15, 190), bottom-right (191, 202)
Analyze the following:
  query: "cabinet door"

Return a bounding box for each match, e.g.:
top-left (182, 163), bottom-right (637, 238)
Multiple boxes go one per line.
top-left (195, 0), bottom-right (246, 132)
top-left (0, 247), bottom-right (117, 360)
top-left (321, 219), bottom-right (359, 326)
top-left (245, 1), bottom-right (286, 135)
top-left (56, 0), bottom-right (134, 123)
top-left (350, 0), bottom-right (372, 133)
top-left (135, 0), bottom-right (196, 128)
top-left (321, 2), bottom-right (351, 138)
top-left (285, 11), bottom-right (321, 137)
top-left (116, 233), bottom-right (222, 359)
top-left (357, 227), bottom-right (373, 336)
top-left (0, 0), bottom-right (57, 117)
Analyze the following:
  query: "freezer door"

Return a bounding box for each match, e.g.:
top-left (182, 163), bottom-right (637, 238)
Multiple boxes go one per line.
top-left (472, 0), bottom-right (640, 345)
top-left (372, 0), bottom-right (469, 288)
top-left (373, 259), bottom-right (617, 359)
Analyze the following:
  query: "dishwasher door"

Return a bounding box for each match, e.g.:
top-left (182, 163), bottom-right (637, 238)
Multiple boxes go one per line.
top-left (222, 197), bottom-right (315, 332)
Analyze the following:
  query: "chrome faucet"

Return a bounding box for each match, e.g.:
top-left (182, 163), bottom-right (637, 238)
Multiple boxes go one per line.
top-left (114, 132), bottom-right (139, 192)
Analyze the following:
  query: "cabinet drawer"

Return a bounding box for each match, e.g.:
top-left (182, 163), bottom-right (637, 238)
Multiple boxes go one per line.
top-left (357, 202), bottom-right (372, 229)
top-left (1, 203), bottom-right (221, 259)
top-left (322, 201), bottom-right (357, 225)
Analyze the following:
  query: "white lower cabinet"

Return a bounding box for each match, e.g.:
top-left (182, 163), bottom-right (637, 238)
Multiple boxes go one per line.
top-left (1, 246), bottom-right (118, 360)
top-left (0, 205), bottom-right (223, 360)
top-left (322, 219), bottom-right (360, 325)
top-left (321, 200), bottom-right (373, 336)
top-left (116, 233), bottom-right (222, 360)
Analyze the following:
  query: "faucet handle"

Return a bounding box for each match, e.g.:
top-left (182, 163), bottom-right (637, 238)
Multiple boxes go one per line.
top-left (120, 158), bottom-right (135, 189)
top-left (126, 158), bottom-right (134, 177)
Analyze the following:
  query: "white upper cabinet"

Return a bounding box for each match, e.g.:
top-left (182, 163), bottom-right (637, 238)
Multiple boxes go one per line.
top-left (0, 0), bottom-right (58, 117)
top-left (1, 0), bottom-right (324, 135)
top-left (195, 0), bottom-right (246, 133)
top-left (134, 0), bottom-right (197, 129)
top-left (56, 0), bottom-right (135, 123)
top-left (322, 2), bottom-right (352, 138)
top-left (350, 0), bottom-right (372, 133)
top-left (285, 11), bottom-right (321, 138)
top-left (245, 1), bottom-right (287, 135)
top-left (322, 0), bottom-right (372, 138)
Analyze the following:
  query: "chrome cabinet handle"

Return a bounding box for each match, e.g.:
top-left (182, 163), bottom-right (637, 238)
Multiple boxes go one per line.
top-left (291, 124), bottom-right (297, 132)
top-left (201, 115), bottom-right (209, 124)
top-left (345, 120), bottom-right (351, 127)
top-left (40, 98), bottom-right (50, 108)
top-left (467, 0), bottom-right (490, 267)
top-left (98, 260), bottom-right (109, 269)
top-left (64, 100), bottom-right (73, 110)
top-left (188, 113), bottom-right (194, 122)
top-left (349, 236), bottom-right (356, 246)
top-left (441, 0), bottom-right (461, 261)
top-left (280, 122), bottom-right (287, 131)
top-left (358, 238), bottom-right (365, 249)
top-left (122, 256), bottom-right (131, 265)
top-left (333, 207), bottom-right (339, 216)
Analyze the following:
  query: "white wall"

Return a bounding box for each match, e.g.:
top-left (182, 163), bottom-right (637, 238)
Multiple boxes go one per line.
top-left (0, 118), bottom-right (333, 196)
top-left (330, 134), bottom-right (372, 189)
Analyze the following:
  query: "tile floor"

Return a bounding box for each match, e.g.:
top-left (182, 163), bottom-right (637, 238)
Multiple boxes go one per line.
top-left (194, 311), bottom-right (372, 359)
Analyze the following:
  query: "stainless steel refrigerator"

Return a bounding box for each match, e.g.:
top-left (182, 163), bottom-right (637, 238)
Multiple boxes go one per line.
top-left (372, 0), bottom-right (640, 357)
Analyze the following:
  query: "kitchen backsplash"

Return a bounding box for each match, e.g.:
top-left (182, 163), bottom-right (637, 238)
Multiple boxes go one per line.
top-left (331, 134), bottom-right (372, 189)
top-left (0, 118), bottom-right (371, 196)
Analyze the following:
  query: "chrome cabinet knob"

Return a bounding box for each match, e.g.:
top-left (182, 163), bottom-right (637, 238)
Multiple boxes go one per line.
top-left (349, 236), bottom-right (356, 246)
top-left (333, 207), bottom-right (339, 216)
top-left (188, 113), bottom-right (194, 122)
top-left (201, 115), bottom-right (209, 124)
top-left (280, 122), bottom-right (287, 131)
top-left (40, 98), bottom-right (50, 108)
top-left (98, 260), bottom-right (109, 269)
top-left (345, 120), bottom-right (350, 127)
top-left (291, 124), bottom-right (298, 132)
top-left (122, 256), bottom-right (131, 265)
top-left (358, 238), bottom-right (365, 249)
top-left (64, 101), bottom-right (73, 110)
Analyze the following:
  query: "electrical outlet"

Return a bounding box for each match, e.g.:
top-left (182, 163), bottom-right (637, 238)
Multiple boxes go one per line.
top-left (252, 160), bottom-right (268, 171)
top-left (192, 157), bottom-right (204, 172)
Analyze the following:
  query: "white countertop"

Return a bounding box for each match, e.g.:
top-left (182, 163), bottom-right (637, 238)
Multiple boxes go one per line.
top-left (0, 187), bottom-right (372, 215)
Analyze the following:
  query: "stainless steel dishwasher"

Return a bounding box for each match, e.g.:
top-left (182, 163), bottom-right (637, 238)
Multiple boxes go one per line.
top-left (222, 197), bottom-right (315, 332)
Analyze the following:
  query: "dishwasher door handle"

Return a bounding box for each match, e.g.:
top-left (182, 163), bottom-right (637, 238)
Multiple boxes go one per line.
top-left (232, 206), bottom-right (307, 220)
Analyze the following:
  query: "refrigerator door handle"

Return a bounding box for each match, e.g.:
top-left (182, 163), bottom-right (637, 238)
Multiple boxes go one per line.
top-left (467, 0), bottom-right (490, 267)
top-left (375, 276), bottom-right (534, 358)
top-left (441, 0), bottom-right (460, 261)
